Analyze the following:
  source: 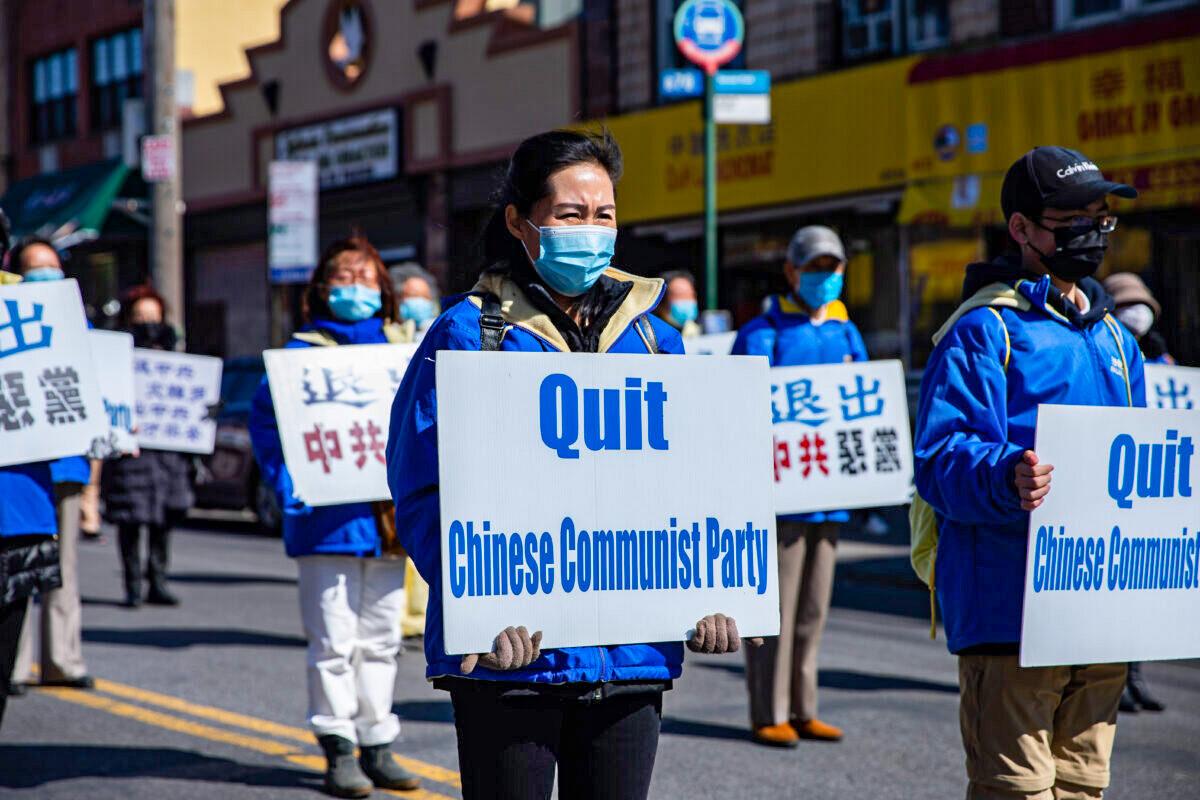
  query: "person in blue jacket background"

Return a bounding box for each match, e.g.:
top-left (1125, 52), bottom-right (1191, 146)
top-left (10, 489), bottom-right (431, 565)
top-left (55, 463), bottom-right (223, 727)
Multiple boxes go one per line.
top-left (914, 147), bottom-right (1145, 800)
top-left (386, 129), bottom-right (753, 800)
top-left (6, 238), bottom-right (94, 695)
top-left (733, 225), bottom-right (865, 748)
top-left (249, 235), bottom-right (421, 797)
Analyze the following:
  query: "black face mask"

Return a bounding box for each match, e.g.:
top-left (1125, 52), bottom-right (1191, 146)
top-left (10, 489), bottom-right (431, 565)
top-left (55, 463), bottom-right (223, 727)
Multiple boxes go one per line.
top-left (1030, 227), bottom-right (1109, 284)
top-left (131, 321), bottom-right (177, 350)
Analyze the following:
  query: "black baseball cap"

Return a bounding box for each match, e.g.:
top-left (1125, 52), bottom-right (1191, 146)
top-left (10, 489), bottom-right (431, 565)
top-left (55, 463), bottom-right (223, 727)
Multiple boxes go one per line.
top-left (1001, 146), bottom-right (1137, 221)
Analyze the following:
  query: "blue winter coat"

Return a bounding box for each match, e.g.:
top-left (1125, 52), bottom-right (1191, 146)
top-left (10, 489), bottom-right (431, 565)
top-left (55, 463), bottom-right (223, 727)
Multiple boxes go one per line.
top-left (732, 294), bottom-right (869, 523)
top-left (914, 263), bottom-right (1146, 654)
top-left (50, 456), bottom-right (90, 485)
top-left (249, 316), bottom-right (395, 559)
top-left (386, 268), bottom-right (686, 684)
top-left (0, 463), bottom-right (57, 537)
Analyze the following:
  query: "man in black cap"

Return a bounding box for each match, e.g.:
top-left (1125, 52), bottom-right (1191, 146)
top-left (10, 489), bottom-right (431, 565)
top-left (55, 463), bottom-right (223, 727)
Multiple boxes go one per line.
top-left (913, 147), bottom-right (1146, 799)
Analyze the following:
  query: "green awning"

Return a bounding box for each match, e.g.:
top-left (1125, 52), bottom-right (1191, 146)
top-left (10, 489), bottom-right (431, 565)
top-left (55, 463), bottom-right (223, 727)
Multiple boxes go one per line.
top-left (0, 159), bottom-right (131, 246)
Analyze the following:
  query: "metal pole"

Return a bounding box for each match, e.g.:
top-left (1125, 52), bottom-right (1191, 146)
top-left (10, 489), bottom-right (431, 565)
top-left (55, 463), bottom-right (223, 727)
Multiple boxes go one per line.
top-left (703, 70), bottom-right (718, 311)
top-left (145, 0), bottom-right (184, 339)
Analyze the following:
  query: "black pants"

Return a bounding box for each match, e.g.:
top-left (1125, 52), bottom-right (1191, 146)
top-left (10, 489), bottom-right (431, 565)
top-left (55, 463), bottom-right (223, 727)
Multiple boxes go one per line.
top-left (117, 522), bottom-right (171, 596)
top-left (0, 599), bottom-right (30, 728)
top-left (450, 687), bottom-right (663, 800)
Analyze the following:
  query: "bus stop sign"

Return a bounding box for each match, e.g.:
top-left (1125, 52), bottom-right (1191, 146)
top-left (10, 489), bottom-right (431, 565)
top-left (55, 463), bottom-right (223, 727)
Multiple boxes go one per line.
top-left (673, 0), bottom-right (745, 75)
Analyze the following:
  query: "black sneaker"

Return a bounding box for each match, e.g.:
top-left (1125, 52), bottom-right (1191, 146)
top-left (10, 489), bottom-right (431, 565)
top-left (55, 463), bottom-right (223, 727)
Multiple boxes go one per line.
top-left (41, 676), bottom-right (95, 690)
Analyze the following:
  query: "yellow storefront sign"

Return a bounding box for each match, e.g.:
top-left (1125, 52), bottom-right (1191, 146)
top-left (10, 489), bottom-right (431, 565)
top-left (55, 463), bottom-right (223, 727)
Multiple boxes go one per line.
top-left (600, 59), bottom-right (913, 225)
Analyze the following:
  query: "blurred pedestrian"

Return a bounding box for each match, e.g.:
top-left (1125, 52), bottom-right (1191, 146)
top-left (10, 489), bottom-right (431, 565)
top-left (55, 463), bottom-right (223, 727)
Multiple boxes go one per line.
top-left (914, 147), bottom-right (1141, 799)
top-left (249, 235), bottom-right (421, 796)
top-left (654, 270), bottom-right (701, 338)
top-left (388, 129), bottom-right (755, 800)
top-left (8, 238), bottom-right (94, 692)
top-left (1103, 270), bottom-right (1170, 715)
top-left (101, 286), bottom-right (193, 608)
top-left (0, 221), bottom-right (64, 726)
top-left (734, 225), bottom-right (865, 747)
top-left (390, 262), bottom-right (439, 337)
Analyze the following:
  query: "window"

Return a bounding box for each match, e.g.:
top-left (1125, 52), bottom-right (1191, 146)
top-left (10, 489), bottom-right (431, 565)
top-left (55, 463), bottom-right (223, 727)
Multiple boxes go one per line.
top-left (30, 48), bottom-right (78, 143)
top-left (907, 0), bottom-right (949, 51)
top-left (842, 0), bottom-right (900, 61)
top-left (1056, 0), bottom-right (1195, 28)
top-left (91, 28), bottom-right (143, 131)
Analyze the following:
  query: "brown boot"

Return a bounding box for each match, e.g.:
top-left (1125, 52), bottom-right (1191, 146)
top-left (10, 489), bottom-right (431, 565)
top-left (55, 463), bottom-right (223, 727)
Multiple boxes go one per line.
top-left (795, 718), bottom-right (843, 741)
top-left (752, 723), bottom-right (799, 748)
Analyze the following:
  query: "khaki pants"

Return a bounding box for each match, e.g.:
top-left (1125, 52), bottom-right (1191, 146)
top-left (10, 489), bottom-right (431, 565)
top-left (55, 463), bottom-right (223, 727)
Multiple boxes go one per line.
top-left (13, 484), bottom-right (88, 683)
top-left (745, 520), bottom-right (838, 726)
top-left (400, 558), bottom-right (428, 638)
top-left (959, 655), bottom-right (1125, 800)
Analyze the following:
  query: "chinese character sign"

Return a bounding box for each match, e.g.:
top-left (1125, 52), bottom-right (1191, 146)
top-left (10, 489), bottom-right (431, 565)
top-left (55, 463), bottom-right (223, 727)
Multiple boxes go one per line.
top-left (770, 360), bottom-right (913, 515)
top-left (133, 350), bottom-right (223, 454)
top-left (263, 343), bottom-right (418, 506)
top-left (0, 279), bottom-right (107, 467)
top-left (89, 330), bottom-right (137, 454)
top-left (1145, 364), bottom-right (1199, 412)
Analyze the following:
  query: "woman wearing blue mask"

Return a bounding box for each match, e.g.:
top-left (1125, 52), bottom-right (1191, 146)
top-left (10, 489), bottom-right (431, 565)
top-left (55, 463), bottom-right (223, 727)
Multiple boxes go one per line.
top-left (654, 270), bottom-right (702, 338)
top-left (733, 225), bottom-right (867, 749)
top-left (248, 236), bottom-right (421, 797)
top-left (386, 130), bottom-right (754, 800)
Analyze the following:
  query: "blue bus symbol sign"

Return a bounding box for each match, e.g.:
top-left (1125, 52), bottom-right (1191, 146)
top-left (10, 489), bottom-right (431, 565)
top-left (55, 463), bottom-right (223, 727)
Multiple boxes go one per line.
top-left (674, 0), bottom-right (745, 75)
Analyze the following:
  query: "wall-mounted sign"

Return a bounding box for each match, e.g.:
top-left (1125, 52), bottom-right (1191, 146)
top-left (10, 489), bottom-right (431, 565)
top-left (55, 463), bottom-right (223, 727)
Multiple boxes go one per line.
top-left (323, 0), bottom-right (372, 90)
top-left (274, 108), bottom-right (398, 190)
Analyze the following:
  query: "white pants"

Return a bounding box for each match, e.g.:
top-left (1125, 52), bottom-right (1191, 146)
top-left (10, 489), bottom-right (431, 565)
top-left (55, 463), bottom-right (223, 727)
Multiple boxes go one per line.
top-left (297, 555), bottom-right (406, 745)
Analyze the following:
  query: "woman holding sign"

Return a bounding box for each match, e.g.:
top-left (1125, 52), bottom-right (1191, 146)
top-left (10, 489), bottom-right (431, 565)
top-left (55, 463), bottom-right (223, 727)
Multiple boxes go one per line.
top-left (248, 236), bottom-right (422, 797)
top-left (387, 130), bottom-right (756, 800)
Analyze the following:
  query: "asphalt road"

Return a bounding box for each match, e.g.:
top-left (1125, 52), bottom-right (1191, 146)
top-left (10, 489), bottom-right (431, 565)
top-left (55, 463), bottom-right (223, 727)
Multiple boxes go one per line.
top-left (2, 515), bottom-right (1197, 799)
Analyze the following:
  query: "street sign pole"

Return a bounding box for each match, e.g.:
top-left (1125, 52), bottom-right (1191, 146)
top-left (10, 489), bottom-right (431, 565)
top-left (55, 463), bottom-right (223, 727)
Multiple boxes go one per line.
top-left (704, 70), bottom-right (718, 311)
top-left (674, 0), bottom-right (744, 315)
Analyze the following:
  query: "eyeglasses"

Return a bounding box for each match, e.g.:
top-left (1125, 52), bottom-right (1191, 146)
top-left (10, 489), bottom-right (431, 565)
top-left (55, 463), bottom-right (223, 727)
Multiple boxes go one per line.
top-left (1035, 214), bottom-right (1119, 236)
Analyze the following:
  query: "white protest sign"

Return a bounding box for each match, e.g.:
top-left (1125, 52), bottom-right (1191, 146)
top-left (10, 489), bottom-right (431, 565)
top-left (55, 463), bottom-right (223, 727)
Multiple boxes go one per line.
top-left (683, 332), bottom-right (737, 356)
top-left (89, 330), bottom-right (137, 454)
top-left (770, 360), bottom-right (913, 515)
top-left (133, 350), bottom-right (223, 454)
top-left (1021, 405), bottom-right (1200, 667)
top-left (0, 279), bottom-right (107, 467)
top-left (436, 352), bottom-right (779, 655)
top-left (263, 342), bottom-right (418, 506)
top-left (1145, 364), bottom-right (1198, 411)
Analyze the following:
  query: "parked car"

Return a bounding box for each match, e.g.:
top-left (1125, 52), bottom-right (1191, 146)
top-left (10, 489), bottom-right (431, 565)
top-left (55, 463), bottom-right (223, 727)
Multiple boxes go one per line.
top-left (194, 356), bottom-right (281, 532)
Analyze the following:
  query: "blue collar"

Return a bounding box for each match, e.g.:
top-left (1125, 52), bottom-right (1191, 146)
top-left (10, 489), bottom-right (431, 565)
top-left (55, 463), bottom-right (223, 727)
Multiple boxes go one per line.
top-left (300, 316), bottom-right (387, 345)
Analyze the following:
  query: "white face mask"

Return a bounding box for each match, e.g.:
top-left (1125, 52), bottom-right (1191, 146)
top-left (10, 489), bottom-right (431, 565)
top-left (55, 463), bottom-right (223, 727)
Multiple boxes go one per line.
top-left (1115, 303), bottom-right (1154, 338)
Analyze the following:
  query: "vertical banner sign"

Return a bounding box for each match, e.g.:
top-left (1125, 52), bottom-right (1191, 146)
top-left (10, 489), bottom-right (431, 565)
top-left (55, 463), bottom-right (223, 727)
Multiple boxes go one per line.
top-left (436, 352), bottom-right (780, 655)
top-left (0, 280), bottom-right (107, 467)
top-left (770, 360), bottom-right (913, 515)
top-left (1145, 364), bottom-right (1199, 411)
top-left (263, 343), bottom-right (418, 506)
top-left (268, 160), bottom-right (319, 285)
top-left (1022, 406), bottom-right (1200, 667)
top-left (133, 350), bottom-right (223, 454)
top-left (141, 134), bottom-right (175, 182)
top-left (89, 330), bottom-right (137, 454)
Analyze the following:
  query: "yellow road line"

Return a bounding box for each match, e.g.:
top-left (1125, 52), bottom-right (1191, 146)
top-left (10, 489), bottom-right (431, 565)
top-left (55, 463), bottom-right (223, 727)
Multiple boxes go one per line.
top-left (34, 686), bottom-right (459, 800)
top-left (90, 677), bottom-right (461, 789)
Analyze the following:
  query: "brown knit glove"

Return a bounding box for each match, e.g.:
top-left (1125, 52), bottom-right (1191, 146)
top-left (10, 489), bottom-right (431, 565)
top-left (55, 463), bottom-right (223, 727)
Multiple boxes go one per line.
top-left (686, 614), bottom-right (764, 654)
top-left (460, 626), bottom-right (544, 674)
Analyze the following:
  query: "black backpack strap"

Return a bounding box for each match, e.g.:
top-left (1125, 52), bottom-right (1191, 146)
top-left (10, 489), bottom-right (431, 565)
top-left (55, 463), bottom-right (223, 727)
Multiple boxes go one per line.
top-left (635, 315), bottom-right (659, 355)
top-left (479, 293), bottom-right (506, 351)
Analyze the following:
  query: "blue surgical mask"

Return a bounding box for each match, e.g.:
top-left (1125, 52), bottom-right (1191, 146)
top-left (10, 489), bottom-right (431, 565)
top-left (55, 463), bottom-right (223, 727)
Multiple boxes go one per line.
top-left (669, 299), bottom-right (698, 327)
top-left (23, 267), bottom-right (64, 282)
top-left (328, 284), bottom-right (382, 322)
top-left (400, 296), bottom-right (436, 327)
top-left (524, 221), bottom-right (617, 297)
top-left (796, 271), bottom-right (844, 310)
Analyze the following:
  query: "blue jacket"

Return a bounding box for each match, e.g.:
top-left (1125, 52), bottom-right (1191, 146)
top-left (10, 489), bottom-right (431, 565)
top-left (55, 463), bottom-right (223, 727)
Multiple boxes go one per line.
top-left (0, 462), bottom-right (57, 537)
top-left (248, 316), bottom-right (392, 559)
top-left (914, 261), bottom-right (1146, 654)
top-left (51, 456), bottom-right (90, 485)
top-left (732, 294), bottom-right (869, 523)
top-left (386, 268), bottom-right (686, 684)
